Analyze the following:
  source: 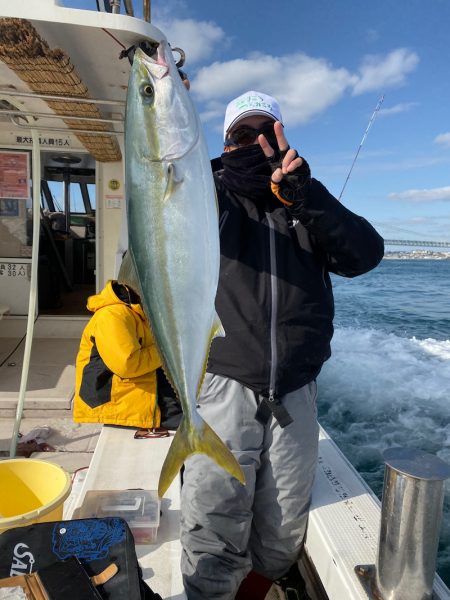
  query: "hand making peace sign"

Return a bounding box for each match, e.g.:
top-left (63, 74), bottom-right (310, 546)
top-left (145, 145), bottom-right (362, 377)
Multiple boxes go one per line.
top-left (258, 121), bottom-right (304, 183)
top-left (257, 121), bottom-right (312, 207)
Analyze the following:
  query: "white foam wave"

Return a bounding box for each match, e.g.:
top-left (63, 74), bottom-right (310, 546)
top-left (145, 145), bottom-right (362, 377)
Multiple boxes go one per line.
top-left (321, 327), bottom-right (450, 411)
top-left (318, 326), bottom-right (450, 487)
top-left (414, 337), bottom-right (450, 360)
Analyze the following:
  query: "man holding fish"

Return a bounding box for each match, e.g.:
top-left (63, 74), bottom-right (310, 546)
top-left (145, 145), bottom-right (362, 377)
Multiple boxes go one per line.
top-left (179, 91), bottom-right (384, 600)
top-left (119, 44), bottom-right (383, 600)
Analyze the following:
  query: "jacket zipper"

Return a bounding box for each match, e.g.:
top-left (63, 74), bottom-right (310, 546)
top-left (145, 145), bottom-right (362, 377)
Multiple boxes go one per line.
top-left (266, 212), bottom-right (278, 400)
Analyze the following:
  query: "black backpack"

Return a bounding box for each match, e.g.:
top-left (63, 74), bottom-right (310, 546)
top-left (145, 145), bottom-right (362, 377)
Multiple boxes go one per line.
top-left (0, 517), bottom-right (162, 599)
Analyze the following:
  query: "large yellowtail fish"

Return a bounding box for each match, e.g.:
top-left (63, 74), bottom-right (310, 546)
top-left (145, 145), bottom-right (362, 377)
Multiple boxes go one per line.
top-left (119, 43), bottom-right (245, 497)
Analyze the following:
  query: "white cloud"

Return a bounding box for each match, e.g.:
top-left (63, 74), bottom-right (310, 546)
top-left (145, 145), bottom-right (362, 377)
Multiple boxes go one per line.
top-left (192, 53), bottom-right (356, 128)
top-left (434, 132), bottom-right (450, 147)
top-left (152, 0), bottom-right (187, 21)
top-left (352, 48), bottom-right (419, 95)
top-left (198, 99), bottom-right (225, 123)
top-left (389, 186), bottom-right (450, 203)
top-left (154, 18), bottom-right (226, 64)
top-left (188, 47), bottom-right (419, 131)
top-left (378, 102), bottom-right (418, 117)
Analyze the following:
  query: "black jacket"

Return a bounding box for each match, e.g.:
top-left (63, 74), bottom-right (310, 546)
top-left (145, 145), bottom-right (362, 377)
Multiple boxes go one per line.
top-left (207, 172), bottom-right (384, 397)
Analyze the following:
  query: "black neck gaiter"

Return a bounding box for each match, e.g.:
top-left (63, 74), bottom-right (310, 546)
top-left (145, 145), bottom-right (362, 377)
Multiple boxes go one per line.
top-left (220, 144), bottom-right (273, 200)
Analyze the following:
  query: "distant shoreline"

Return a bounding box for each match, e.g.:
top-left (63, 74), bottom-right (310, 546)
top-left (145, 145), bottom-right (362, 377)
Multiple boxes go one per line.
top-left (384, 250), bottom-right (450, 260)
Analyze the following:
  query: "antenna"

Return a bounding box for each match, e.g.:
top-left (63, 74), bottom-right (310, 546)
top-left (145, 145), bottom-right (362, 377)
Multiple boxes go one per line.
top-left (339, 94), bottom-right (384, 201)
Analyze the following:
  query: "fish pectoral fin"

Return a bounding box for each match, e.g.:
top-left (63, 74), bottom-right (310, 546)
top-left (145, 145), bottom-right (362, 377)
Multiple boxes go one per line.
top-left (117, 251), bottom-right (142, 297)
top-left (163, 163), bottom-right (183, 202)
top-left (212, 312), bottom-right (225, 339)
top-left (158, 416), bottom-right (245, 498)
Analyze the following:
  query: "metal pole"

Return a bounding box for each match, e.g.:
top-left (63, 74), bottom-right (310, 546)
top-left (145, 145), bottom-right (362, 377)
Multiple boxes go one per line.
top-left (110, 0), bottom-right (121, 14)
top-left (0, 89), bottom-right (125, 106)
top-left (2, 108), bottom-right (123, 124)
top-left (11, 116), bottom-right (123, 136)
top-left (143, 0), bottom-right (150, 22)
top-left (63, 167), bottom-right (71, 234)
top-left (123, 0), bottom-right (134, 16)
top-left (376, 448), bottom-right (450, 599)
top-left (4, 98), bottom-right (41, 459)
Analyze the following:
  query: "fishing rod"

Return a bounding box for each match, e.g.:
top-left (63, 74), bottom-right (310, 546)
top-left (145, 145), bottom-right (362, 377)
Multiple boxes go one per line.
top-left (339, 94), bottom-right (385, 201)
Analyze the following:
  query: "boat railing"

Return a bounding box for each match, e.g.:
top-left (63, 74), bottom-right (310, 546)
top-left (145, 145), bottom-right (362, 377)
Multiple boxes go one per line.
top-left (109, 0), bottom-right (150, 22)
top-left (0, 89), bottom-right (125, 137)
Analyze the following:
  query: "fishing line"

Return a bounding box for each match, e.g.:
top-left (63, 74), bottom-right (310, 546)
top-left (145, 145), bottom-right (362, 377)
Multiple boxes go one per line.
top-left (339, 94), bottom-right (384, 201)
top-left (102, 28), bottom-right (127, 50)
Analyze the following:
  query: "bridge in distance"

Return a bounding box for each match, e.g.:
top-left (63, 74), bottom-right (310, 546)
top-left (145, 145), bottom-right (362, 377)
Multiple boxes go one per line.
top-left (384, 239), bottom-right (450, 248)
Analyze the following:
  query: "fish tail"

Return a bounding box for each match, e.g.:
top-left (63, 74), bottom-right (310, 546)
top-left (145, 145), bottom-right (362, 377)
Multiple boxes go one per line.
top-left (158, 416), bottom-right (245, 497)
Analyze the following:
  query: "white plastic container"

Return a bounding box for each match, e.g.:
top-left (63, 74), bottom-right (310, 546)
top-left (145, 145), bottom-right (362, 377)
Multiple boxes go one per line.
top-left (78, 489), bottom-right (160, 544)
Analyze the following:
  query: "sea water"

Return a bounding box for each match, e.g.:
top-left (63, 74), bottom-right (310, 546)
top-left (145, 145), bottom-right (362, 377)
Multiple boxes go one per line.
top-left (317, 259), bottom-right (450, 586)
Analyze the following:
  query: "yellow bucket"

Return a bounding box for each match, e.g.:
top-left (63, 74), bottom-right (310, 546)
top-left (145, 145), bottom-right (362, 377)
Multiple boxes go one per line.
top-left (0, 458), bottom-right (72, 534)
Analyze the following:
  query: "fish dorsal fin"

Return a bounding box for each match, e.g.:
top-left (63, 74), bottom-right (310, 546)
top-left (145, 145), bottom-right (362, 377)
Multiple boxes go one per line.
top-left (117, 251), bottom-right (142, 298)
top-left (212, 312), bottom-right (225, 339)
top-left (164, 163), bottom-right (183, 202)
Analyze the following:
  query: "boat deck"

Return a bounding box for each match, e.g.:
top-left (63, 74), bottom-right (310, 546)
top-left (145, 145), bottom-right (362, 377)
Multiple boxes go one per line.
top-left (0, 316), bottom-right (88, 417)
top-left (65, 426), bottom-right (184, 599)
top-left (3, 408), bottom-right (450, 599)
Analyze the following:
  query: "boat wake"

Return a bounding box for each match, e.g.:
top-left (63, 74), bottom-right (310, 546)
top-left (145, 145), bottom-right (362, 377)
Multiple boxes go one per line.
top-left (318, 326), bottom-right (450, 584)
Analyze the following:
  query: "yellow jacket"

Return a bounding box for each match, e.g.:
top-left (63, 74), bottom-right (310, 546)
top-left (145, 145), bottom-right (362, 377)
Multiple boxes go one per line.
top-left (73, 280), bottom-right (161, 428)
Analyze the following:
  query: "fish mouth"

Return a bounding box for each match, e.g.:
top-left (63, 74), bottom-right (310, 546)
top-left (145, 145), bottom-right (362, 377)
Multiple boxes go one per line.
top-left (135, 43), bottom-right (170, 79)
top-left (150, 42), bottom-right (170, 77)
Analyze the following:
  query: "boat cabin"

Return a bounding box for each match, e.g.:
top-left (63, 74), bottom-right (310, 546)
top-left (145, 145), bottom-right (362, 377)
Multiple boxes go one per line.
top-left (0, 0), bottom-right (163, 418)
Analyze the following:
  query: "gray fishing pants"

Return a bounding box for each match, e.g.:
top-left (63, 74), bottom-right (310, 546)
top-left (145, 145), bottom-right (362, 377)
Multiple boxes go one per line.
top-left (180, 373), bottom-right (319, 600)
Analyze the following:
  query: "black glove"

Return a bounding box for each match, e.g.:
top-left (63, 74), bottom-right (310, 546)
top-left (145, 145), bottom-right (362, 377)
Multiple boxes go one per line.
top-left (268, 149), bottom-right (311, 208)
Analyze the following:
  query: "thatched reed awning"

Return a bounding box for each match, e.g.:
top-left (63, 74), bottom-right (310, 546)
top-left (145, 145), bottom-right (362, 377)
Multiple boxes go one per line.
top-left (0, 18), bottom-right (122, 162)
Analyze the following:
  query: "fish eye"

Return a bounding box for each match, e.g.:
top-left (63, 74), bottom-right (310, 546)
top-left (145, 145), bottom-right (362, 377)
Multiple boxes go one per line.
top-left (141, 83), bottom-right (154, 97)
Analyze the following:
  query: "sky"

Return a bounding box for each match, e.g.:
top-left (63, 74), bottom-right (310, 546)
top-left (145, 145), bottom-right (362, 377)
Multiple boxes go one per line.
top-left (66, 0), bottom-right (450, 246)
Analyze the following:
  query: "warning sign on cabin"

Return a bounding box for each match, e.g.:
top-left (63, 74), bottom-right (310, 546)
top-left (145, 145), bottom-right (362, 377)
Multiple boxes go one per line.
top-left (0, 151), bottom-right (30, 200)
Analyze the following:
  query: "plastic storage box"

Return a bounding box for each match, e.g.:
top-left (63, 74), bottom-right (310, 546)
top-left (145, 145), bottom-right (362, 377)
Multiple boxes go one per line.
top-left (78, 490), bottom-right (160, 544)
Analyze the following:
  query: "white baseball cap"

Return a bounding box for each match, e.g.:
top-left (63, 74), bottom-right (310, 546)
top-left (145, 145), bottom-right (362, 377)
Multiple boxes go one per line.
top-left (223, 91), bottom-right (283, 141)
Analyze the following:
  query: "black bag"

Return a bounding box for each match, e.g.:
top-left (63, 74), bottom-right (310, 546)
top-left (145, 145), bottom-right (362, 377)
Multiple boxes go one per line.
top-left (0, 517), bottom-right (162, 599)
